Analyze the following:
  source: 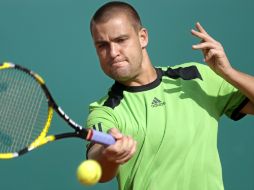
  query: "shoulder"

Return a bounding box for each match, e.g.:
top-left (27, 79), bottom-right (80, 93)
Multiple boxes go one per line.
top-left (157, 62), bottom-right (226, 94)
top-left (162, 62), bottom-right (221, 81)
top-left (156, 62), bottom-right (213, 81)
top-left (161, 62), bottom-right (209, 71)
top-left (88, 82), bottom-right (124, 111)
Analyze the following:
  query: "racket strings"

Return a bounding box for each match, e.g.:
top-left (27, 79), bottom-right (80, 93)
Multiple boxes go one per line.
top-left (0, 70), bottom-right (31, 152)
top-left (10, 77), bottom-right (44, 150)
top-left (15, 76), bottom-right (45, 146)
top-left (0, 69), bottom-right (49, 153)
top-left (0, 70), bottom-right (45, 152)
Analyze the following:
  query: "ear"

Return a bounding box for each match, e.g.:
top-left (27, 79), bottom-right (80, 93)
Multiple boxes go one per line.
top-left (139, 28), bottom-right (149, 48)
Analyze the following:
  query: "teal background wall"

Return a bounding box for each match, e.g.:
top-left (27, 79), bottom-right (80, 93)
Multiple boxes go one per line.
top-left (0, 0), bottom-right (253, 189)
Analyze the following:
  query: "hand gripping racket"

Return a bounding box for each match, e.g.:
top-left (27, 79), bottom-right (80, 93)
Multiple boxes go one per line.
top-left (0, 62), bottom-right (115, 159)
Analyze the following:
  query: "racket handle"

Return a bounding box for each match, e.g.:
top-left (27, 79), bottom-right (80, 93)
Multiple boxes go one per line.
top-left (90, 129), bottom-right (115, 145)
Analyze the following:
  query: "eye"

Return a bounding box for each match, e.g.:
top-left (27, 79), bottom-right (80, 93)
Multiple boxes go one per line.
top-left (117, 38), bottom-right (125, 43)
top-left (96, 43), bottom-right (107, 49)
top-left (116, 37), bottom-right (128, 44)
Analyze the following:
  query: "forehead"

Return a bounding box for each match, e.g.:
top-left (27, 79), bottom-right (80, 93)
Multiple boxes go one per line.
top-left (91, 14), bottom-right (136, 40)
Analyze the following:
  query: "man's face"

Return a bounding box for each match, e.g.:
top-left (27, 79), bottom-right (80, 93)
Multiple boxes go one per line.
top-left (91, 14), bottom-right (147, 83)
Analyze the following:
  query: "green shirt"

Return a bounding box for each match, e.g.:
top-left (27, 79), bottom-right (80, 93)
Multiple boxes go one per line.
top-left (86, 62), bottom-right (248, 190)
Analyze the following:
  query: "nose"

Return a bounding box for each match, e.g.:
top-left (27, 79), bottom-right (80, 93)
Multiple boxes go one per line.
top-left (109, 43), bottom-right (119, 58)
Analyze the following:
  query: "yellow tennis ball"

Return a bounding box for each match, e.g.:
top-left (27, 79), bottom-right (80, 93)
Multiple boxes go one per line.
top-left (76, 160), bottom-right (102, 185)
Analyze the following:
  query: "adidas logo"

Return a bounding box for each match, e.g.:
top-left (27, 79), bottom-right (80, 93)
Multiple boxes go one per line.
top-left (151, 97), bottom-right (165, 107)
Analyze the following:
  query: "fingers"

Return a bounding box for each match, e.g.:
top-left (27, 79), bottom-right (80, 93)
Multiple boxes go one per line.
top-left (191, 22), bottom-right (225, 60)
top-left (113, 136), bottom-right (137, 164)
top-left (195, 22), bottom-right (208, 35)
top-left (103, 128), bottom-right (137, 164)
top-left (190, 22), bottom-right (232, 76)
top-left (206, 49), bottom-right (217, 62)
top-left (191, 29), bottom-right (211, 43)
top-left (192, 41), bottom-right (218, 50)
top-left (191, 22), bottom-right (216, 43)
top-left (108, 128), bottom-right (123, 140)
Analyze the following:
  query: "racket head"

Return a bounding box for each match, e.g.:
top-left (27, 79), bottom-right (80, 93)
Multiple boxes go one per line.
top-left (0, 62), bottom-right (53, 159)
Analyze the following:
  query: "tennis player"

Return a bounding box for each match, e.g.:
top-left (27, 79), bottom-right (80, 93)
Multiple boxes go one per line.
top-left (86, 1), bottom-right (254, 189)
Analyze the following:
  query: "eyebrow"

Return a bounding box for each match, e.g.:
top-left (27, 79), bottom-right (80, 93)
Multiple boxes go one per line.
top-left (95, 34), bottom-right (129, 45)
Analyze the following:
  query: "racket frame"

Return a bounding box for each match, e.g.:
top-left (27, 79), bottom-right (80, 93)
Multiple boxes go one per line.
top-left (0, 62), bottom-right (114, 159)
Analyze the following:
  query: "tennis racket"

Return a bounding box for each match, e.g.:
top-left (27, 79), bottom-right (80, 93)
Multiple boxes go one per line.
top-left (0, 62), bottom-right (115, 159)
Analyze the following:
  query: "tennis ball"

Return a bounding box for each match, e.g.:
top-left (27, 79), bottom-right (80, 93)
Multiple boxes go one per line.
top-left (76, 160), bottom-right (102, 185)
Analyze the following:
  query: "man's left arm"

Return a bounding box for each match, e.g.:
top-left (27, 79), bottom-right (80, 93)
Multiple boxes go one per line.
top-left (191, 22), bottom-right (254, 115)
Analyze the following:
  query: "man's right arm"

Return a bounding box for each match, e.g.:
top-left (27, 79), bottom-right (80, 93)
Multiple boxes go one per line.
top-left (87, 128), bottom-right (137, 182)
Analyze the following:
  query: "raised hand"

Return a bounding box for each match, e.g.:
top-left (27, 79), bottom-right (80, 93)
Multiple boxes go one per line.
top-left (191, 22), bottom-right (233, 77)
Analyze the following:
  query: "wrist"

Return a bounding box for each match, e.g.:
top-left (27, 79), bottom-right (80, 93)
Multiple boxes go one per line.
top-left (218, 66), bottom-right (236, 80)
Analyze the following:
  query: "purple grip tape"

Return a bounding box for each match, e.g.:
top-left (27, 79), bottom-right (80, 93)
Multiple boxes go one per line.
top-left (91, 129), bottom-right (115, 145)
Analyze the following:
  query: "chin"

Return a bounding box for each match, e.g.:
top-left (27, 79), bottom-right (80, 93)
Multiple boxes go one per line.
top-left (112, 68), bottom-right (130, 78)
top-left (112, 73), bottom-right (131, 82)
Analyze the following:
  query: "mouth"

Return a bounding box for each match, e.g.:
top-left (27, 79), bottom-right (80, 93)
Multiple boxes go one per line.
top-left (111, 60), bottom-right (127, 67)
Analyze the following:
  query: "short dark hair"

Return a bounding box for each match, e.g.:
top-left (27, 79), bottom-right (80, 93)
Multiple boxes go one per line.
top-left (90, 1), bottom-right (143, 34)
